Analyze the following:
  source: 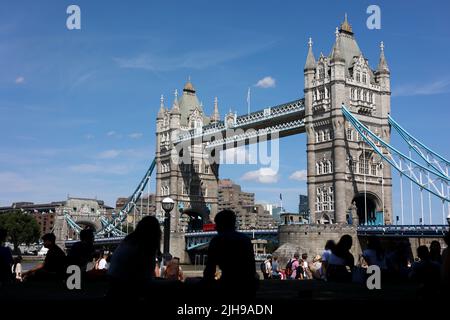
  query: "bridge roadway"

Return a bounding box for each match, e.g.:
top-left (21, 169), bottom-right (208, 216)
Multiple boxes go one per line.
top-left (65, 225), bottom-right (449, 250)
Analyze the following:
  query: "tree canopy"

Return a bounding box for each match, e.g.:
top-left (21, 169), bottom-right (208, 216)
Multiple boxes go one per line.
top-left (0, 211), bottom-right (41, 251)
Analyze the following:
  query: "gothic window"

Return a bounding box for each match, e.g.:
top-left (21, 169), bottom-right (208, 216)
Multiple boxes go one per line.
top-left (362, 72), bottom-right (367, 84)
top-left (357, 89), bottom-right (361, 100)
top-left (315, 131), bottom-right (320, 143)
top-left (346, 128), bottom-right (353, 140)
top-left (319, 67), bottom-right (325, 80)
top-left (319, 162), bottom-right (324, 175)
top-left (371, 163), bottom-right (378, 176)
top-left (323, 161), bottom-right (329, 174)
top-left (351, 160), bottom-right (357, 173)
top-left (351, 88), bottom-right (355, 100)
top-left (319, 89), bottom-right (325, 100)
top-left (204, 164), bottom-right (210, 174)
top-left (316, 163), bottom-right (320, 175)
top-left (369, 92), bottom-right (373, 103)
top-left (320, 131), bottom-right (325, 142)
top-left (359, 154), bottom-right (370, 175)
top-left (363, 90), bottom-right (367, 101)
top-left (328, 160), bottom-right (333, 173)
top-left (193, 163), bottom-right (200, 172)
top-left (356, 72), bottom-right (361, 82)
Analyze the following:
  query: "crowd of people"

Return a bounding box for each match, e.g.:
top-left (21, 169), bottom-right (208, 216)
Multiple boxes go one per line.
top-left (1, 210), bottom-right (450, 300)
top-left (261, 233), bottom-right (450, 296)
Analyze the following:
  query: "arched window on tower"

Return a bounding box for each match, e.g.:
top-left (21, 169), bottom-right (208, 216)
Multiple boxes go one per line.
top-left (346, 128), bottom-right (353, 140)
top-left (359, 153), bottom-right (370, 175)
top-left (363, 90), bottom-right (367, 102)
top-left (351, 88), bottom-right (355, 100)
top-left (319, 67), bottom-right (325, 80)
top-left (362, 72), bottom-right (367, 84)
top-left (357, 89), bottom-right (361, 100)
top-left (320, 131), bottom-right (325, 141)
top-left (369, 92), bottom-right (373, 103)
top-left (315, 131), bottom-right (320, 143)
top-left (356, 72), bottom-right (361, 82)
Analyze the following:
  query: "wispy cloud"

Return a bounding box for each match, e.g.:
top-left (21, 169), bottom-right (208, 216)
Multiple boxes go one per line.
top-left (114, 42), bottom-right (275, 72)
top-left (128, 132), bottom-right (143, 139)
top-left (96, 149), bottom-right (121, 159)
top-left (289, 170), bottom-right (307, 181)
top-left (69, 163), bottom-right (131, 175)
top-left (15, 76), bottom-right (25, 84)
top-left (241, 167), bottom-right (279, 184)
top-left (393, 78), bottom-right (450, 96)
top-left (255, 76), bottom-right (276, 88)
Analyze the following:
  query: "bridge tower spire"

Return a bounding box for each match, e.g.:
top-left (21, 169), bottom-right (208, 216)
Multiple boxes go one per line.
top-left (304, 16), bottom-right (392, 225)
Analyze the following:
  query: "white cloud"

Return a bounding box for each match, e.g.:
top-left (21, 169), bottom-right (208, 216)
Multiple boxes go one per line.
top-left (15, 76), bottom-right (25, 84)
top-left (241, 167), bottom-right (279, 184)
top-left (96, 149), bottom-right (121, 159)
top-left (393, 78), bottom-right (450, 96)
top-left (107, 131), bottom-right (116, 137)
top-left (128, 132), bottom-right (143, 139)
top-left (255, 76), bottom-right (276, 89)
top-left (289, 170), bottom-right (307, 181)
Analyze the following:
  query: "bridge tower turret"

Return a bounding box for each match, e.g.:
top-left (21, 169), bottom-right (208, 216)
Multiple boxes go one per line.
top-left (155, 80), bottom-right (220, 239)
top-left (304, 15), bottom-right (392, 225)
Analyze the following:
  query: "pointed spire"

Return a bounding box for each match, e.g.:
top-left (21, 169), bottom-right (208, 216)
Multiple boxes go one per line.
top-left (304, 37), bottom-right (316, 71)
top-left (331, 28), bottom-right (344, 63)
top-left (172, 89), bottom-right (180, 114)
top-left (339, 13), bottom-right (353, 34)
top-left (211, 96), bottom-right (220, 122)
top-left (377, 41), bottom-right (390, 73)
top-left (157, 94), bottom-right (165, 119)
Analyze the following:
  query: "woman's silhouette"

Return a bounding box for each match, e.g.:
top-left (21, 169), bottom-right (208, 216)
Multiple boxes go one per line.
top-left (107, 216), bottom-right (161, 299)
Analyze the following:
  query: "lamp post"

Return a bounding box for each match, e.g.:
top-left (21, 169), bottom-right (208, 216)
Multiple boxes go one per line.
top-left (161, 197), bottom-right (175, 255)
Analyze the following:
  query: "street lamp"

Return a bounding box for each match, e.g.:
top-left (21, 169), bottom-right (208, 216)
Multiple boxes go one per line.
top-left (162, 197), bottom-right (175, 255)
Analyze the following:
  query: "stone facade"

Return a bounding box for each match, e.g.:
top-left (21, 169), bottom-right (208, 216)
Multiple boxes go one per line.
top-left (155, 81), bottom-right (220, 235)
top-left (304, 16), bottom-right (392, 225)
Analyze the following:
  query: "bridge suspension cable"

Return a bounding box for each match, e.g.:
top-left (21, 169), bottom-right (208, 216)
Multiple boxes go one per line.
top-left (64, 158), bottom-right (157, 237)
top-left (342, 106), bottom-right (449, 225)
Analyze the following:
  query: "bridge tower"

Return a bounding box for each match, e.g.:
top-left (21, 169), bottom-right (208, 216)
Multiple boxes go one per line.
top-left (304, 16), bottom-right (392, 225)
top-left (155, 80), bottom-right (220, 235)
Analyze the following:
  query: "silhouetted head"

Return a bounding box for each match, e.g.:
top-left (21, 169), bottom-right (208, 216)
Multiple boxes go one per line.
top-left (337, 235), bottom-right (353, 251)
top-left (302, 253), bottom-right (308, 260)
top-left (417, 245), bottom-right (430, 261)
top-left (214, 210), bottom-right (237, 233)
top-left (0, 228), bottom-right (7, 244)
top-left (13, 256), bottom-right (22, 264)
top-left (80, 228), bottom-right (95, 244)
top-left (128, 216), bottom-right (161, 250)
top-left (294, 252), bottom-right (300, 259)
top-left (42, 233), bottom-right (56, 248)
top-left (367, 237), bottom-right (381, 250)
top-left (325, 240), bottom-right (336, 251)
top-left (430, 240), bottom-right (441, 255)
top-left (273, 256), bottom-right (278, 262)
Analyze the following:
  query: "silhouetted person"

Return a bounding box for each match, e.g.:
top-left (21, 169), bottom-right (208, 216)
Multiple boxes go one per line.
top-left (321, 240), bottom-right (335, 280)
top-left (67, 228), bottom-right (95, 272)
top-left (23, 233), bottom-right (67, 281)
top-left (362, 237), bottom-right (386, 270)
top-left (327, 235), bottom-right (354, 283)
top-left (0, 228), bottom-right (13, 286)
top-left (430, 240), bottom-right (442, 265)
top-left (107, 216), bottom-right (161, 300)
top-left (409, 245), bottom-right (440, 297)
top-left (203, 209), bottom-right (257, 300)
top-left (442, 232), bottom-right (450, 289)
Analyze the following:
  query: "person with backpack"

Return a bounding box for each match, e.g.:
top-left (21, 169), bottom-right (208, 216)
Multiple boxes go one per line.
top-left (261, 255), bottom-right (272, 279)
top-left (286, 252), bottom-right (302, 280)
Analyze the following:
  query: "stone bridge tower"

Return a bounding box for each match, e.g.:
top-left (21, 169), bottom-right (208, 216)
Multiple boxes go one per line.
top-left (304, 16), bottom-right (392, 225)
top-left (155, 80), bottom-right (220, 234)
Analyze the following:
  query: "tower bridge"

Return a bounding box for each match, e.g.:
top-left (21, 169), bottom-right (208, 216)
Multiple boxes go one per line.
top-left (62, 16), bottom-right (449, 263)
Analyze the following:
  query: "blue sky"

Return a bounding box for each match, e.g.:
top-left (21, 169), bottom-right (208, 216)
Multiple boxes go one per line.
top-left (0, 0), bottom-right (449, 220)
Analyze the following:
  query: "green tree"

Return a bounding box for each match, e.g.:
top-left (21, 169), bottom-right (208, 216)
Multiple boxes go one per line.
top-left (0, 211), bottom-right (41, 253)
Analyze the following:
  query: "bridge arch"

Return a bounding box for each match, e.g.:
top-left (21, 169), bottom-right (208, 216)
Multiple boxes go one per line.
top-left (352, 192), bottom-right (382, 225)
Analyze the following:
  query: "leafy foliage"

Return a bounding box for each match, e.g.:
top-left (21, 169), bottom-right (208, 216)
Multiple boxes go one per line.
top-left (0, 211), bottom-right (41, 251)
